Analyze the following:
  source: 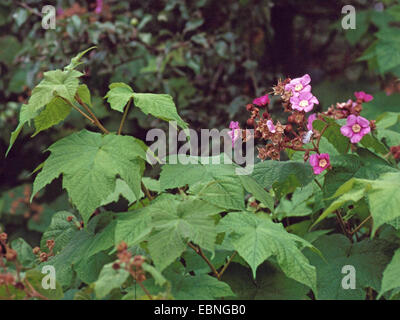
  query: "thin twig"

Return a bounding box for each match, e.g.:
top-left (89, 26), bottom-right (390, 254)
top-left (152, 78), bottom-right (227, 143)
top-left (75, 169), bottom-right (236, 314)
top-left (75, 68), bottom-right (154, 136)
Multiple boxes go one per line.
top-left (117, 98), bottom-right (132, 135)
top-left (188, 242), bottom-right (219, 278)
top-left (137, 281), bottom-right (153, 300)
top-left (218, 252), bottom-right (237, 280)
top-left (75, 94), bottom-right (109, 134)
top-left (61, 97), bottom-right (95, 124)
top-left (335, 210), bottom-right (353, 242)
top-left (313, 178), bottom-right (323, 190)
top-left (141, 182), bottom-right (154, 201)
top-left (351, 215), bottom-right (372, 235)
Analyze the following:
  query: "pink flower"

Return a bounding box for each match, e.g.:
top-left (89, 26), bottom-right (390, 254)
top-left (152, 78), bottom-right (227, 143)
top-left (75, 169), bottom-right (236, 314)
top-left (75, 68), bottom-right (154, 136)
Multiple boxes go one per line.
top-left (354, 91), bottom-right (373, 103)
top-left (285, 74), bottom-right (312, 95)
top-left (267, 120), bottom-right (276, 133)
top-left (228, 121), bottom-right (241, 146)
top-left (56, 8), bottom-right (64, 16)
top-left (253, 94), bottom-right (270, 106)
top-left (309, 153), bottom-right (330, 175)
top-left (340, 115), bottom-right (371, 143)
top-left (290, 92), bottom-right (319, 112)
top-left (95, 0), bottom-right (103, 14)
top-left (307, 113), bottom-right (317, 131)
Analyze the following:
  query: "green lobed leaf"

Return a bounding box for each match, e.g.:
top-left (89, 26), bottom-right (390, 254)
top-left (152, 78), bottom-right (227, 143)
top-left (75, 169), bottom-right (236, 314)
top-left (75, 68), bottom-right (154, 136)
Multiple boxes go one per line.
top-left (32, 130), bottom-right (146, 224)
top-left (218, 211), bottom-right (317, 292)
top-left (147, 198), bottom-right (223, 272)
top-left (221, 262), bottom-right (309, 300)
top-left (305, 234), bottom-right (397, 300)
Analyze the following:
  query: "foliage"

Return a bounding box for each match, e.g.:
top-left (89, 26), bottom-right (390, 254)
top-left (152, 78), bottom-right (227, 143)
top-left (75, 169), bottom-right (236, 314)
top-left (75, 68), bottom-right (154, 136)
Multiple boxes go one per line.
top-left (1, 1), bottom-right (400, 301)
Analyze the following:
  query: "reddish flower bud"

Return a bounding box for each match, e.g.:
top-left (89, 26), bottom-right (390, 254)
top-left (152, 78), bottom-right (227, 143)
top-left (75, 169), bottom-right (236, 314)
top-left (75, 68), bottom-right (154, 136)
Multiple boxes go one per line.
top-left (246, 118), bottom-right (255, 127)
top-left (117, 241), bottom-right (128, 253)
top-left (5, 249), bottom-right (17, 262)
top-left (39, 252), bottom-right (48, 262)
top-left (112, 262), bottom-right (120, 270)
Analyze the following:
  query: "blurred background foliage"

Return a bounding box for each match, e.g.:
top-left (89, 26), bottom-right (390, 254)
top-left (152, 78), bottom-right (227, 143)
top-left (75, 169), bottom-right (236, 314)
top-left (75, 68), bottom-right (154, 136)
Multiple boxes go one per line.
top-left (1, 0), bottom-right (400, 243)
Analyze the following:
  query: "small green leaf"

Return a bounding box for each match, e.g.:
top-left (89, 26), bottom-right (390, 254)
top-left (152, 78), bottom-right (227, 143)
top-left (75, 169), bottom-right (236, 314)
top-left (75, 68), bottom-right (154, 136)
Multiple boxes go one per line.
top-left (105, 83), bottom-right (134, 113)
top-left (32, 97), bottom-right (71, 137)
top-left (133, 93), bottom-right (187, 129)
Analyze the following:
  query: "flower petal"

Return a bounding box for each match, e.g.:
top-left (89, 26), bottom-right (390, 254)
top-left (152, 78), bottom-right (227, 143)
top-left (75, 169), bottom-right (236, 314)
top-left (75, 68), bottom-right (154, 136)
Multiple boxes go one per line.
top-left (313, 166), bottom-right (324, 175)
top-left (340, 125), bottom-right (353, 137)
top-left (360, 127), bottom-right (370, 135)
top-left (301, 74), bottom-right (311, 85)
top-left (350, 133), bottom-right (362, 143)
top-left (356, 116), bottom-right (370, 127)
top-left (346, 114), bottom-right (357, 126)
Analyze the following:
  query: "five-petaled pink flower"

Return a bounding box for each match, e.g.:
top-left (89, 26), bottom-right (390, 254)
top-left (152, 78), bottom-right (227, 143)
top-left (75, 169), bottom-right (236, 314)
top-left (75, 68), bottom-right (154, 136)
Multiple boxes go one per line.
top-left (228, 121), bottom-right (241, 146)
top-left (95, 0), bottom-right (103, 14)
top-left (307, 113), bottom-right (317, 131)
top-left (290, 92), bottom-right (319, 112)
top-left (285, 74), bottom-right (312, 96)
top-left (267, 120), bottom-right (276, 133)
top-left (354, 91), bottom-right (373, 103)
top-left (253, 94), bottom-right (270, 106)
top-left (309, 153), bottom-right (330, 175)
top-left (340, 115), bottom-right (371, 143)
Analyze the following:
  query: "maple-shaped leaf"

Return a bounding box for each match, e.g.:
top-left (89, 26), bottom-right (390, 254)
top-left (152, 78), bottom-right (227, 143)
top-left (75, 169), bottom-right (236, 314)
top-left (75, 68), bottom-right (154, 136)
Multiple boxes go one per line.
top-left (32, 130), bottom-right (147, 224)
top-left (29, 69), bottom-right (82, 112)
top-left (305, 234), bottom-right (396, 299)
top-left (7, 69), bottom-right (83, 155)
top-left (105, 82), bottom-right (187, 128)
top-left (218, 211), bottom-right (317, 292)
top-left (146, 198), bottom-right (224, 272)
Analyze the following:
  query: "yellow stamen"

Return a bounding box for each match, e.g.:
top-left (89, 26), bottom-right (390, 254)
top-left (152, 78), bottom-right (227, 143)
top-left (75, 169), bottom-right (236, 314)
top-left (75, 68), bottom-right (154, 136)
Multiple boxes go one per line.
top-left (319, 159), bottom-right (327, 168)
top-left (352, 124), bottom-right (361, 133)
top-left (299, 100), bottom-right (308, 107)
top-left (295, 84), bottom-right (303, 91)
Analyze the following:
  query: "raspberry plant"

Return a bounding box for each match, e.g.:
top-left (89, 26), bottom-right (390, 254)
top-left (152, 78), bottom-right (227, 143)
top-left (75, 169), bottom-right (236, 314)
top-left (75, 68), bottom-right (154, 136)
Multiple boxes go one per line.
top-left (2, 49), bottom-right (400, 300)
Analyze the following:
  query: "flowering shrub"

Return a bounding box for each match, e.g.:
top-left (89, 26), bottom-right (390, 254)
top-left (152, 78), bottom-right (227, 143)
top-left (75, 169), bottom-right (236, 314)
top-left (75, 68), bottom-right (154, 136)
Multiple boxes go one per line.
top-left (1, 51), bottom-right (400, 301)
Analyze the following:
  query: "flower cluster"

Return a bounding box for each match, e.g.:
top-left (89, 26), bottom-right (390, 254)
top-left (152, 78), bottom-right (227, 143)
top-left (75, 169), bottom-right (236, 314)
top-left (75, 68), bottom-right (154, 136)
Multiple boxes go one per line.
top-left (32, 239), bottom-right (55, 263)
top-left (230, 74), bottom-right (376, 175)
top-left (112, 242), bottom-right (147, 283)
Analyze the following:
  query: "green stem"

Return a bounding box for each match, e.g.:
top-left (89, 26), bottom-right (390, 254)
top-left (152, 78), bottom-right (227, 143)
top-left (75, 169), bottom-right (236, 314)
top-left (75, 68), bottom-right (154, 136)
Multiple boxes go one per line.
top-left (141, 181), bottom-right (153, 201)
top-left (188, 242), bottom-right (219, 278)
top-left (75, 94), bottom-right (109, 134)
top-left (61, 97), bottom-right (95, 124)
top-left (218, 252), bottom-right (237, 280)
top-left (118, 98), bottom-right (132, 135)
